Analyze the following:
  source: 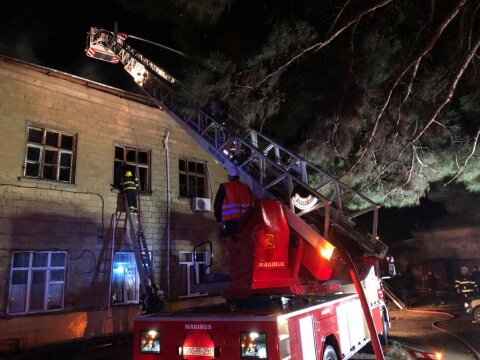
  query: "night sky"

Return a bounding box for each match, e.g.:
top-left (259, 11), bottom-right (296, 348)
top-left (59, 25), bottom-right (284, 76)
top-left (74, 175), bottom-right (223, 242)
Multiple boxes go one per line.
top-left (0, 1), bottom-right (186, 92)
top-left (0, 1), bottom-right (457, 244)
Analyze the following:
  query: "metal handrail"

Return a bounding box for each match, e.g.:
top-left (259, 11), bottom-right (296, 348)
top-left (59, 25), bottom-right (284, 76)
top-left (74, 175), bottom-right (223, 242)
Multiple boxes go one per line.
top-left (193, 241), bottom-right (213, 283)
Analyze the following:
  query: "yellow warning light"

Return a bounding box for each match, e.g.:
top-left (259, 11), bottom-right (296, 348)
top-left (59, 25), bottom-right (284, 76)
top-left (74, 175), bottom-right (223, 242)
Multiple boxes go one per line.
top-left (320, 243), bottom-right (335, 261)
top-left (434, 352), bottom-right (443, 360)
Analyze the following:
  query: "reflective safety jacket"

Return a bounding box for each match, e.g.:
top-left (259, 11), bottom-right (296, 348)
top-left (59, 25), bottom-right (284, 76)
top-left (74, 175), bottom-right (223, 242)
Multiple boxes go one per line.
top-left (121, 176), bottom-right (139, 191)
top-left (455, 275), bottom-right (478, 297)
top-left (221, 181), bottom-right (252, 221)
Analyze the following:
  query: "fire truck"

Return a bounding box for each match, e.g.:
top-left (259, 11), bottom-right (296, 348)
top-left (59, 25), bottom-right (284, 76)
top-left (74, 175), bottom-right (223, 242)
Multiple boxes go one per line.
top-left (86, 27), bottom-right (393, 360)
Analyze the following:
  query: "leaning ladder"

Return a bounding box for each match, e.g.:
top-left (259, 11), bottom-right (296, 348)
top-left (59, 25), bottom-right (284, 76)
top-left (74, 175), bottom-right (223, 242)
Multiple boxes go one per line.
top-left (91, 27), bottom-right (388, 259)
top-left (124, 194), bottom-right (157, 296)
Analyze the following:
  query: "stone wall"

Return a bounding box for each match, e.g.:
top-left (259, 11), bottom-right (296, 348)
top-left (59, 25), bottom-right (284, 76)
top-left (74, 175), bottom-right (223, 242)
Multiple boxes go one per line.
top-left (0, 56), bottom-right (227, 348)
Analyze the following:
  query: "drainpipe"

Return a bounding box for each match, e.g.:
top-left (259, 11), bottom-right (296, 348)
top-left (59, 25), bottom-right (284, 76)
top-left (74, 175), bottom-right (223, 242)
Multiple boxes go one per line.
top-left (163, 131), bottom-right (171, 297)
top-left (106, 213), bottom-right (117, 336)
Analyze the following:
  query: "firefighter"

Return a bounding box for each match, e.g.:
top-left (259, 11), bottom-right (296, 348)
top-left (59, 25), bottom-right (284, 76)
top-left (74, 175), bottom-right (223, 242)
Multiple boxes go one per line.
top-left (121, 170), bottom-right (139, 214)
top-left (455, 266), bottom-right (478, 298)
top-left (214, 166), bottom-right (252, 238)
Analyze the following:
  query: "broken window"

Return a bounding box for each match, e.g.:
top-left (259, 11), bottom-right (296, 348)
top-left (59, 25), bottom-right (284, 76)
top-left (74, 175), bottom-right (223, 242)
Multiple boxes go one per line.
top-left (113, 145), bottom-right (151, 191)
top-left (179, 159), bottom-right (207, 198)
top-left (8, 251), bottom-right (66, 314)
top-left (24, 126), bottom-right (76, 183)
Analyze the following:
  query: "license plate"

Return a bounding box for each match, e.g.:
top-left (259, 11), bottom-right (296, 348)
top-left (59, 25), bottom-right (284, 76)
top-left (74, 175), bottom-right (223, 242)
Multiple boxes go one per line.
top-left (183, 346), bottom-right (215, 356)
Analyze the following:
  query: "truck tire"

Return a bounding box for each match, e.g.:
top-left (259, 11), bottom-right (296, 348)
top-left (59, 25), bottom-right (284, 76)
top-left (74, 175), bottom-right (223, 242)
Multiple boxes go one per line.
top-left (379, 312), bottom-right (389, 346)
top-left (473, 306), bottom-right (480, 324)
top-left (323, 345), bottom-right (338, 360)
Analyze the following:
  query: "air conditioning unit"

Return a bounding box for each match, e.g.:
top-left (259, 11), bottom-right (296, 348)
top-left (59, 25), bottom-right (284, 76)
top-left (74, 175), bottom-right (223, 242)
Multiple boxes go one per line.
top-left (191, 197), bottom-right (211, 212)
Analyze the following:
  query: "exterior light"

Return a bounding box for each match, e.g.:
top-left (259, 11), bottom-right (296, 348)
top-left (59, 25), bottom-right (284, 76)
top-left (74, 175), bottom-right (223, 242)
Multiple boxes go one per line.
top-left (113, 265), bottom-right (124, 274)
top-left (320, 243), bottom-right (335, 260)
top-left (140, 329), bottom-right (160, 354)
top-left (148, 330), bottom-right (158, 337)
top-left (249, 332), bottom-right (259, 339)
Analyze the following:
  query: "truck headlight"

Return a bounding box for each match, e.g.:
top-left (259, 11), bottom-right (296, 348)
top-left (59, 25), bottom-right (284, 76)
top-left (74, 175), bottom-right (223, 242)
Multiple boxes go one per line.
top-left (240, 331), bottom-right (268, 358)
top-left (140, 329), bottom-right (160, 354)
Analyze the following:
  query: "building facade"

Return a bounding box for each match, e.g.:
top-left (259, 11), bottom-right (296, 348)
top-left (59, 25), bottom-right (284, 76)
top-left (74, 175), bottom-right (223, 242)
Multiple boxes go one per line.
top-left (0, 55), bottom-right (227, 350)
top-left (388, 214), bottom-right (480, 293)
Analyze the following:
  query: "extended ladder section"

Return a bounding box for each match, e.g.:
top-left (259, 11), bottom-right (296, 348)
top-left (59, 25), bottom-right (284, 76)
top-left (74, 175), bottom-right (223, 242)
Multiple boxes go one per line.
top-left (124, 194), bottom-right (158, 299)
top-left (87, 27), bottom-right (388, 261)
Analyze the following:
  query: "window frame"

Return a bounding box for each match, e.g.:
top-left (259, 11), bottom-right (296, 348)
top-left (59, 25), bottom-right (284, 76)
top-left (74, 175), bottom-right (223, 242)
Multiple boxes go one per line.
top-left (23, 125), bottom-right (77, 183)
top-left (111, 252), bottom-right (140, 305)
top-left (7, 251), bottom-right (67, 315)
top-left (178, 158), bottom-right (208, 198)
top-left (113, 144), bottom-right (152, 193)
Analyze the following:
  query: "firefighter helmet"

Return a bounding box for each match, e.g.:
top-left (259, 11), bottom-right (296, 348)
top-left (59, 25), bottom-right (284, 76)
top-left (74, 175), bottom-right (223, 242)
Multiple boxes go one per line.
top-left (125, 170), bottom-right (133, 177)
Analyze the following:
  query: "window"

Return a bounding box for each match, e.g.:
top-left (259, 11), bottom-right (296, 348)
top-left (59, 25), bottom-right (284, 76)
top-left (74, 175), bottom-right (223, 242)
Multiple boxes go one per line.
top-left (24, 126), bottom-right (76, 183)
top-left (8, 251), bottom-right (66, 314)
top-left (111, 252), bottom-right (140, 304)
top-left (179, 159), bottom-right (207, 197)
top-left (114, 145), bottom-right (151, 192)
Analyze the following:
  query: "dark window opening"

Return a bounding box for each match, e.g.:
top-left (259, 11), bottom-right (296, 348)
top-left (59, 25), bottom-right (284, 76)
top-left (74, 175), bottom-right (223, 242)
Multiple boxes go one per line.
top-left (113, 145), bottom-right (151, 192)
top-left (27, 146), bottom-right (41, 161)
top-left (24, 126), bottom-right (76, 183)
top-left (45, 131), bottom-right (59, 147)
top-left (28, 128), bottom-right (43, 143)
top-left (179, 159), bottom-right (207, 198)
top-left (61, 135), bottom-right (73, 150)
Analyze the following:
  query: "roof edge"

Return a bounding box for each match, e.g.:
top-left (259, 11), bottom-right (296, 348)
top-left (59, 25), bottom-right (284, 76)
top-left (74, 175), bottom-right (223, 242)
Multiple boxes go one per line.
top-left (0, 54), bottom-right (157, 108)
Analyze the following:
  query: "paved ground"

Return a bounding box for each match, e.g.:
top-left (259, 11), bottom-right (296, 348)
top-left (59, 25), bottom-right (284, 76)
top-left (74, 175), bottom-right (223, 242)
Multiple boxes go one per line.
top-left (0, 337), bottom-right (133, 360)
top-left (387, 293), bottom-right (480, 360)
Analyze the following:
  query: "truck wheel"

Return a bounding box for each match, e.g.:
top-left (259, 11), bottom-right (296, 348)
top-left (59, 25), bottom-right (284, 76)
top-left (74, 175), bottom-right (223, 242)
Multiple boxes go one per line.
top-left (323, 345), bottom-right (338, 360)
top-left (473, 306), bottom-right (480, 324)
top-left (379, 313), bottom-right (389, 346)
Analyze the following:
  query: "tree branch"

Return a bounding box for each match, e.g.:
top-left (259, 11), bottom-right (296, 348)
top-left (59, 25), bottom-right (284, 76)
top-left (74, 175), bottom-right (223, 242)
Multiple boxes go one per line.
top-left (410, 37), bottom-right (480, 144)
top-left (393, 59), bottom-right (421, 144)
top-left (446, 127), bottom-right (480, 185)
top-left (382, 144), bottom-right (416, 198)
top-left (327, 0), bottom-right (352, 37)
top-left (255, 0), bottom-right (393, 89)
top-left (331, 21), bottom-right (358, 155)
top-left (341, 0), bottom-right (469, 179)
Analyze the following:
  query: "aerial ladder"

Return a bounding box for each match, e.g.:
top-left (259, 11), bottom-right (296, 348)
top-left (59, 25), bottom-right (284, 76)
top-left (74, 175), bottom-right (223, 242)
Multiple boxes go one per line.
top-left (85, 22), bottom-right (390, 291)
top-left (86, 27), bottom-right (389, 359)
top-left (86, 27), bottom-right (387, 259)
top-left (123, 194), bottom-right (163, 313)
